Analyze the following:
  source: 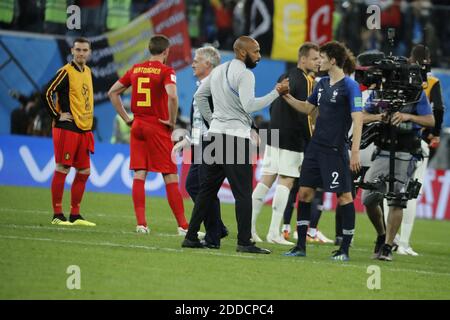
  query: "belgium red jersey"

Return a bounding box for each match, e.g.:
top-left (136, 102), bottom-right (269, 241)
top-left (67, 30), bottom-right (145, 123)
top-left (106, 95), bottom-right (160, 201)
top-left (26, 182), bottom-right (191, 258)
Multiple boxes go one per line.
top-left (119, 60), bottom-right (176, 121)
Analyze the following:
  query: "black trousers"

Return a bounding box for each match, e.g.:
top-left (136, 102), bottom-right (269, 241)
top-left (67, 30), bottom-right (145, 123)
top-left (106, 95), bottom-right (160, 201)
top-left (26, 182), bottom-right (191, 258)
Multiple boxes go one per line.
top-left (185, 134), bottom-right (254, 246)
top-left (186, 143), bottom-right (227, 245)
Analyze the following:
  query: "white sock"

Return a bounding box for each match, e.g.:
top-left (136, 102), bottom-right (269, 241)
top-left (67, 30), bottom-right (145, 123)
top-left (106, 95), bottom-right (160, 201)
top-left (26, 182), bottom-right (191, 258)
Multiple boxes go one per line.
top-left (251, 183), bottom-right (270, 234)
top-left (282, 224), bottom-right (291, 233)
top-left (268, 184), bottom-right (290, 236)
top-left (383, 200), bottom-right (389, 226)
top-left (400, 156), bottom-right (426, 248)
top-left (400, 198), bottom-right (417, 248)
top-left (308, 227), bottom-right (317, 238)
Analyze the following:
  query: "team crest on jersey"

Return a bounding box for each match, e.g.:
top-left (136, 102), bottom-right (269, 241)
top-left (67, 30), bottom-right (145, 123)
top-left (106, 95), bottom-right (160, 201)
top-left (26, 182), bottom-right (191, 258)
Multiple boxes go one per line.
top-left (330, 89), bottom-right (338, 103)
top-left (82, 83), bottom-right (91, 111)
top-left (64, 152), bottom-right (71, 160)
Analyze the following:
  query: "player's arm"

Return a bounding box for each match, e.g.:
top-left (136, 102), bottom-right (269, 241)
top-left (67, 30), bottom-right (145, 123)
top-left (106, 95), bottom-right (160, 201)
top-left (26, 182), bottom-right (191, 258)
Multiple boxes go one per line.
top-left (283, 77), bottom-right (320, 115)
top-left (108, 81), bottom-right (133, 126)
top-left (282, 94), bottom-right (316, 114)
top-left (162, 83), bottom-right (178, 129)
top-left (239, 71), bottom-right (286, 113)
top-left (362, 110), bottom-right (384, 123)
top-left (349, 79), bottom-right (363, 172)
top-left (429, 80), bottom-right (444, 135)
top-left (194, 75), bottom-right (213, 124)
top-left (351, 111), bottom-right (363, 172)
top-left (391, 92), bottom-right (435, 128)
top-left (42, 69), bottom-right (73, 122)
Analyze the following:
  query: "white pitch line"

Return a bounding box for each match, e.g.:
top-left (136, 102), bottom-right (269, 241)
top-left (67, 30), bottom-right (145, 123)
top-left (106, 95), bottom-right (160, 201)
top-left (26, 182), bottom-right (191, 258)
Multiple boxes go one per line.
top-left (0, 223), bottom-right (197, 239)
top-left (1, 234), bottom-right (450, 277)
top-left (2, 207), bottom-right (450, 249)
top-left (4, 222), bottom-right (449, 265)
top-left (0, 234), bottom-right (257, 259)
top-left (0, 207), bottom-right (133, 220)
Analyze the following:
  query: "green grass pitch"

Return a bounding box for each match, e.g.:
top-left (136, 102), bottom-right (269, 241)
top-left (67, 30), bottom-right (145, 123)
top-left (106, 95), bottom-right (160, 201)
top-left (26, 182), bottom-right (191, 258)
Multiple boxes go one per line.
top-left (0, 185), bottom-right (449, 299)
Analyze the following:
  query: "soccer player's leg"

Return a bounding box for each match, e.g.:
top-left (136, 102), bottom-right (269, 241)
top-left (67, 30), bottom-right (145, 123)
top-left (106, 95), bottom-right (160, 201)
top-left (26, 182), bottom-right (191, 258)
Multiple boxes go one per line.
top-left (398, 152), bottom-right (426, 256)
top-left (69, 168), bottom-right (95, 226)
top-left (307, 189), bottom-right (332, 244)
top-left (282, 178), bottom-right (299, 240)
top-left (267, 148), bottom-right (301, 245)
top-left (267, 175), bottom-right (294, 245)
top-left (130, 125), bottom-right (149, 231)
top-left (50, 128), bottom-right (73, 226)
top-left (51, 164), bottom-right (71, 225)
top-left (332, 192), bottom-right (354, 261)
top-left (163, 173), bottom-right (189, 232)
top-left (252, 145), bottom-right (278, 242)
top-left (69, 132), bottom-right (95, 227)
top-left (334, 205), bottom-right (343, 245)
top-left (320, 149), bottom-right (354, 260)
top-left (284, 145), bottom-right (321, 257)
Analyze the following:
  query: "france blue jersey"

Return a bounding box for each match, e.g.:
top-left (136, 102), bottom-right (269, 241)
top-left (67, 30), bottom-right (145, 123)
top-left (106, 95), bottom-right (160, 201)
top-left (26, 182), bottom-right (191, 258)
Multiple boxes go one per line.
top-left (307, 76), bottom-right (363, 149)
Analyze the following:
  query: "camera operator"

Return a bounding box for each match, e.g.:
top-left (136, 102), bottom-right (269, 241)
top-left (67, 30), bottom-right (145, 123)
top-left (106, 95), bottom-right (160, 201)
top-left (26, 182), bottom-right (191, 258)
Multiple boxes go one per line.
top-left (410, 45), bottom-right (445, 159)
top-left (390, 44), bottom-right (446, 256)
top-left (361, 86), bottom-right (435, 261)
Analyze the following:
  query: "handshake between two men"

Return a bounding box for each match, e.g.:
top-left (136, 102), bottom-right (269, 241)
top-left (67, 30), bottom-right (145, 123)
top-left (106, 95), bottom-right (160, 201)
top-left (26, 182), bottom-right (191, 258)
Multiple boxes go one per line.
top-left (275, 78), bottom-right (290, 96)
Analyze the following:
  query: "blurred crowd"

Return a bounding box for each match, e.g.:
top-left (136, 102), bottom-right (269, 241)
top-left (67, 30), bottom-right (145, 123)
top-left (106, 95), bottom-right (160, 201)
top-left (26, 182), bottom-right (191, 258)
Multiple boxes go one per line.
top-left (2, 0), bottom-right (449, 140)
top-left (1, 0), bottom-right (449, 67)
top-left (9, 89), bottom-right (102, 140)
top-left (9, 90), bottom-right (52, 137)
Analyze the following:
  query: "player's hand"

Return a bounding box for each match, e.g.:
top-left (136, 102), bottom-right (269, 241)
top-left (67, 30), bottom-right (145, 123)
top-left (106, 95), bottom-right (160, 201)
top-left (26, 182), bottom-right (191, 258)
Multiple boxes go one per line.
top-left (172, 138), bottom-right (189, 155)
top-left (350, 150), bottom-right (361, 173)
top-left (276, 78), bottom-right (289, 95)
top-left (59, 112), bottom-right (73, 122)
top-left (126, 119), bottom-right (133, 127)
top-left (391, 112), bottom-right (411, 126)
top-left (429, 135), bottom-right (440, 149)
top-left (159, 118), bottom-right (176, 129)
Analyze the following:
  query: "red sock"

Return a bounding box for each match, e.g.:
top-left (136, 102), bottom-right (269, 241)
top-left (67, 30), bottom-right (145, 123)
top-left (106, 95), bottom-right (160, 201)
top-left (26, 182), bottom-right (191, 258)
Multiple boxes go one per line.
top-left (165, 182), bottom-right (188, 229)
top-left (51, 171), bottom-right (67, 214)
top-left (70, 173), bottom-right (89, 215)
top-left (132, 179), bottom-right (147, 226)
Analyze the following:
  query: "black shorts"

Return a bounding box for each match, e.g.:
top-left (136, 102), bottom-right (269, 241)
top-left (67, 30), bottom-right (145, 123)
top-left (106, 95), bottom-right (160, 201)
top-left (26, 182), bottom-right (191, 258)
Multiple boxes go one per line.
top-left (299, 141), bottom-right (352, 193)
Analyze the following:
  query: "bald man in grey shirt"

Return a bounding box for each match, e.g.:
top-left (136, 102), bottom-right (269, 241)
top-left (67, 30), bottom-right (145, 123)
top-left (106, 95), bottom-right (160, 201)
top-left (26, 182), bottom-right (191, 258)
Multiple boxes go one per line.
top-left (182, 36), bottom-right (289, 253)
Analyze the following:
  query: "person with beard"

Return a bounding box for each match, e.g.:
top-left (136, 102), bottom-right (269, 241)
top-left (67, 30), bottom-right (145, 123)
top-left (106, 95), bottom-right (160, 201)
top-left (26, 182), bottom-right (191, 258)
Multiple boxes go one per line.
top-left (251, 42), bottom-right (320, 246)
top-left (181, 36), bottom-right (289, 253)
top-left (108, 35), bottom-right (189, 235)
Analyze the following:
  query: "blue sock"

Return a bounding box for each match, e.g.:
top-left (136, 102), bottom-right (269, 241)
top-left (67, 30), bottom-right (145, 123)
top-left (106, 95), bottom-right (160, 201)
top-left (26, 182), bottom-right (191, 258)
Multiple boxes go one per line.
top-left (335, 205), bottom-right (343, 238)
top-left (310, 190), bottom-right (323, 229)
top-left (340, 202), bottom-right (355, 255)
top-left (296, 201), bottom-right (311, 250)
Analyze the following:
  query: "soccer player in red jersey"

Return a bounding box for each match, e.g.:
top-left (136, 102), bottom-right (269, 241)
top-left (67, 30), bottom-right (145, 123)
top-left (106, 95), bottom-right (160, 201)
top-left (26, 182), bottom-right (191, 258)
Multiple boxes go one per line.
top-left (108, 34), bottom-right (189, 234)
top-left (43, 37), bottom-right (96, 227)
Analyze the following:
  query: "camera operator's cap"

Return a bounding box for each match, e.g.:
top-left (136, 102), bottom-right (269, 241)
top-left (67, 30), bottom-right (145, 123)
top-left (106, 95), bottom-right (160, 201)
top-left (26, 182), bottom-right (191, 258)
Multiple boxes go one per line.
top-left (356, 51), bottom-right (385, 67)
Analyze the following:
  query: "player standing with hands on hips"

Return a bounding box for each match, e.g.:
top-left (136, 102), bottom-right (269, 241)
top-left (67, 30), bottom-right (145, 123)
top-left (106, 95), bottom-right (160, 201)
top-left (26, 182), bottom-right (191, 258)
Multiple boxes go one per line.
top-left (108, 35), bottom-right (189, 235)
top-left (43, 37), bottom-right (96, 227)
